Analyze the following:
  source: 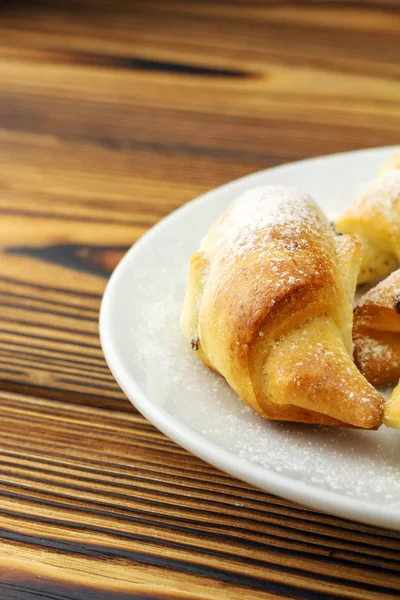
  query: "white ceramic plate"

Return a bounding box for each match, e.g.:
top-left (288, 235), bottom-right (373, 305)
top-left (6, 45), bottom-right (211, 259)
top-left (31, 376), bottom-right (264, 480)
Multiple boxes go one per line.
top-left (100, 146), bottom-right (400, 531)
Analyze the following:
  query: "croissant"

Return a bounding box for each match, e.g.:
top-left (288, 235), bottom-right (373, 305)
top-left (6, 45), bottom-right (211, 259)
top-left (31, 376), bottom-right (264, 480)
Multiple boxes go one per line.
top-left (336, 154), bottom-right (400, 284)
top-left (384, 384), bottom-right (400, 429)
top-left (181, 186), bottom-right (384, 428)
top-left (380, 150), bottom-right (400, 175)
top-left (353, 269), bottom-right (400, 385)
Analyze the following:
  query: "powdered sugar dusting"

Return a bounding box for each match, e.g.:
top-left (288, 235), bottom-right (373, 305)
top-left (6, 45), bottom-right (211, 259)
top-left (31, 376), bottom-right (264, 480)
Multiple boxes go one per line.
top-left (354, 271), bottom-right (400, 385)
top-left (220, 186), bottom-right (327, 235)
top-left (354, 333), bottom-right (400, 381)
top-left (215, 186), bottom-right (330, 260)
top-left (201, 186), bottom-right (339, 306)
top-left (270, 317), bottom-right (383, 420)
top-left (344, 170), bottom-right (400, 255)
top-left (358, 169), bottom-right (400, 218)
top-left (357, 268), bottom-right (400, 310)
top-left (380, 150), bottom-right (400, 174)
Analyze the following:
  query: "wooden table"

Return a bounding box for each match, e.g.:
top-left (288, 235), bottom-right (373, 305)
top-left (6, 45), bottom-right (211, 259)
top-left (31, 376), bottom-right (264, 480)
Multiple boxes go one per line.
top-left (0, 1), bottom-right (399, 598)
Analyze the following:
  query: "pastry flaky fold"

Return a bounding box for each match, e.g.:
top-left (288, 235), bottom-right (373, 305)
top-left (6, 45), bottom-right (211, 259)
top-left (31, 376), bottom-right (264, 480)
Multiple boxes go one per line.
top-left (181, 186), bottom-right (384, 429)
top-left (353, 268), bottom-right (400, 429)
top-left (336, 154), bottom-right (400, 284)
top-left (354, 269), bottom-right (400, 386)
top-left (384, 384), bottom-right (400, 429)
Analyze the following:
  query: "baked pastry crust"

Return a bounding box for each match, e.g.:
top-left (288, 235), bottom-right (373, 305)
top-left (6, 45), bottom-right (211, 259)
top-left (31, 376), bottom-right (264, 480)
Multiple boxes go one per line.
top-left (384, 383), bottom-right (400, 429)
top-left (354, 269), bottom-right (400, 385)
top-left (181, 186), bottom-right (384, 428)
top-left (336, 155), bottom-right (400, 284)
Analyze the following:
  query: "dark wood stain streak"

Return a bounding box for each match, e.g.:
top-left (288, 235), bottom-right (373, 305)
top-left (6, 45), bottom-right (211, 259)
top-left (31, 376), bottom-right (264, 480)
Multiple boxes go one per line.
top-left (0, 366), bottom-right (25, 376)
top-left (6, 244), bottom-right (130, 278)
top-left (0, 581), bottom-right (177, 600)
top-left (0, 519), bottom-right (395, 600)
top-left (96, 136), bottom-right (286, 166)
top-left (0, 522), bottom-right (393, 600)
top-left (0, 469), bottom-right (398, 572)
top-left (0, 526), bottom-right (347, 600)
top-left (27, 49), bottom-right (253, 78)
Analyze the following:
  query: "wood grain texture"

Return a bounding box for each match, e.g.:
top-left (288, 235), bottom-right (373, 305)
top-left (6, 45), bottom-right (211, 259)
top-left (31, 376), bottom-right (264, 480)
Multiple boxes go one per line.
top-left (0, 390), bottom-right (400, 600)
top-left (0, 1), bottom-right (399, 598)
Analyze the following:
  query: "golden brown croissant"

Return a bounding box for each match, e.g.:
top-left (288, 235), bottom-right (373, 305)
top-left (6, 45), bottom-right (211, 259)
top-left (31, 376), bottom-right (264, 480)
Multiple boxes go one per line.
top-left (353, 269), bottom-right (400, 385)
top-left (380, 150), bottom-right (400, 175)
top-left (336, 154), bottom-right (400, 284)
top-left (181, 186), bottom-right (384, 428)
top-left (384, 384), bottom-right (400, 429)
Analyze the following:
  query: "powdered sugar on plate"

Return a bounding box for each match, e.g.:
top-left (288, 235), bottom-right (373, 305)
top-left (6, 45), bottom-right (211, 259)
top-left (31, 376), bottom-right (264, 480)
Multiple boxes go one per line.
top-left (101, 145), bottom-right (400, 529)
top-left (125, 235), bottom-right (400, 511)
top-left (358, 170), bottom-right (400, 222)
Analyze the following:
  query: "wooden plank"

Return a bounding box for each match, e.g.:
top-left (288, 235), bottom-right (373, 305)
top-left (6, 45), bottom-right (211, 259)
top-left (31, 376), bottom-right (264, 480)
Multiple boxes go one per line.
top-left (0, 390), bottom-right (398, 600)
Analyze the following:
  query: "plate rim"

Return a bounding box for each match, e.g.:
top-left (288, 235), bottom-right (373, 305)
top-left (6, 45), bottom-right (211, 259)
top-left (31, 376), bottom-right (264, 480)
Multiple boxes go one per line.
top-left (100, 145), bottom-right (400, 531)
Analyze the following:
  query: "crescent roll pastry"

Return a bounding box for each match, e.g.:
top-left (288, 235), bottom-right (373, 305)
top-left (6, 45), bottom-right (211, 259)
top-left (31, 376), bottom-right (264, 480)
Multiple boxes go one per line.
top-left (379, 150), bottom-right (400, 175)
top-left (181, 186), bottom-right (384, 428)
top-left (336, 155), bottom-right (400, 284)
top-left (384, 383), bottom-right (400, 429)
top-left (353, 269), bottom-right (400, 386)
